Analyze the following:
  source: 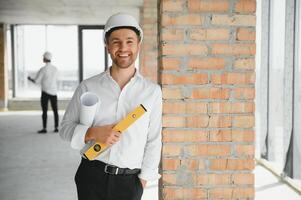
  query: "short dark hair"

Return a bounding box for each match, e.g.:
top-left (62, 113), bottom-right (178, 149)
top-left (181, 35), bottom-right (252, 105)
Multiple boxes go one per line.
top-left (105, 26), bottom-right (141, 42)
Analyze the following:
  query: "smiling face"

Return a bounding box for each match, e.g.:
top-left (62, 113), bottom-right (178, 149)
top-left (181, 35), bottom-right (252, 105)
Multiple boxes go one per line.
top-left (106, 28), bottom-right (141, 69)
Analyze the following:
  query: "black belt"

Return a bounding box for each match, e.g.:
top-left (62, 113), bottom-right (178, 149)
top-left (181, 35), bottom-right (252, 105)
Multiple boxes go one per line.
top-left (82, 158), bottom-right (141, 176)
top-left (104, 164), bottom-right (141, 175)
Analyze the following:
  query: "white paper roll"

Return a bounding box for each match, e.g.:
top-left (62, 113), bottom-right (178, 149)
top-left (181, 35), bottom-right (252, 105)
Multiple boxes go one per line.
top-left (80, 92), bottom-right (100, 126)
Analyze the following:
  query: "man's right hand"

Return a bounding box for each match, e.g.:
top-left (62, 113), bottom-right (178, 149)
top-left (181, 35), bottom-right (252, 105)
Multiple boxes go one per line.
top-left (85, 124), bottom-right (120, 146)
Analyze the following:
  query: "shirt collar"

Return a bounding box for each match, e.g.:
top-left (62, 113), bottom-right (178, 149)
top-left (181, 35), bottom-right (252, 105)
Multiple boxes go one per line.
top-left (105, 66), bottom-right (143, 80)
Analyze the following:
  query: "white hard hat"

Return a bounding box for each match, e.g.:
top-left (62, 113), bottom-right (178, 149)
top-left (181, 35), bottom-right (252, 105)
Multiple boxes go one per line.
top-left (43, 51), bottom-right (52, 60)
top-left (103, 13), bottom-right (143, 43)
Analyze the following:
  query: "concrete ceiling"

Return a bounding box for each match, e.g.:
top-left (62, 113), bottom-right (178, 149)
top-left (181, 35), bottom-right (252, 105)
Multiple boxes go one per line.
top-left (0, 0), bottom-right (143, 25)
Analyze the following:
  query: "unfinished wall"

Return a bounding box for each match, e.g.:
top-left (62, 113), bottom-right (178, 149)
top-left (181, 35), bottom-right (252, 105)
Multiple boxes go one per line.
top-left (159, 0), bottom-right (256, 199)
top-left (140, 0), bottom-right (159, 82)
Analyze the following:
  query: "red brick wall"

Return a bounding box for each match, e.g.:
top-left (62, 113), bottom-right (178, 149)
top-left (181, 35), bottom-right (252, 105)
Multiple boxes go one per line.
top-left (159, 0), bottom-right (256, 199)
top-left (140, 0), bottom-right (159, 82)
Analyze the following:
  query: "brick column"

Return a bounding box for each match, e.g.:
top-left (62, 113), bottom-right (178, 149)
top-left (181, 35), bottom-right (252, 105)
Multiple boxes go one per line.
top-left (140, 0), bottom-right (159, 82)
top-left (0, 24), bottom-right (7, 109)
top-left (159, 0), bottom-right (256, 199)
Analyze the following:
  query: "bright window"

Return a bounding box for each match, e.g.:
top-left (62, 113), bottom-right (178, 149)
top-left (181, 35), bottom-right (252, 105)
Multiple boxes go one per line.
top-left (13, 25), bottom-right (79, 98)
top-left (82, 29), bottom-right (106, 80)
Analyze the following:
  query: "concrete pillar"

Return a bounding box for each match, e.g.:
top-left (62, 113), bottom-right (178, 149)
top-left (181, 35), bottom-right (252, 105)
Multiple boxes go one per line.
top-left (0, 24), bottom-right (8, 110)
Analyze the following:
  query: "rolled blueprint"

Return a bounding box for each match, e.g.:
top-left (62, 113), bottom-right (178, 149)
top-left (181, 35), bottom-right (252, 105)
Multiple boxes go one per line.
top-left (70, 92), bottom-right (99, 149)
top-left (80, 92), bottom-right (99, 126)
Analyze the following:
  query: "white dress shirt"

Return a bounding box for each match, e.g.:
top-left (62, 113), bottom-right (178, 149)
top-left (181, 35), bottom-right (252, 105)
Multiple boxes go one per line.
top-left (34, 63), bottom-right (58, 95)
top-left (60, 67), bottom-right (162, 181)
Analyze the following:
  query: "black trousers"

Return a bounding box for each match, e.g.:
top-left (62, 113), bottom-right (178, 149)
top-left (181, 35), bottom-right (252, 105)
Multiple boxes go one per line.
top-left (41, 91), bottom-right (59, 129)
top-left (75, 159), bottom-right (144, 200)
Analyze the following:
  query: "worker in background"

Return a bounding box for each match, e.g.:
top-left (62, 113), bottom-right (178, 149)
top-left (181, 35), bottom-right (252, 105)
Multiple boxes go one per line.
top-left (28, 51), bottom-right (59, 134)
top-left (59, 13), bottom-right (162, 200)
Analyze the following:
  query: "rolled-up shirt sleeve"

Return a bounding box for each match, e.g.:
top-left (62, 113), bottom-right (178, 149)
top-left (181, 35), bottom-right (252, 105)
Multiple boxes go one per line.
top-left (59, 83), bottom-right (88, 150)
top-left (71, 124), bottom-right (90, 150)
top-left (138, 86), bottom-right (162, 181)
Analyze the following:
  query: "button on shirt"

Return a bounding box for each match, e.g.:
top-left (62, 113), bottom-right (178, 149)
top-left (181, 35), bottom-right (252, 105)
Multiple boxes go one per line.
top-left (60, 68), bottom-right (162, 181)
top-left (34, 63), bottom-right (58, 95)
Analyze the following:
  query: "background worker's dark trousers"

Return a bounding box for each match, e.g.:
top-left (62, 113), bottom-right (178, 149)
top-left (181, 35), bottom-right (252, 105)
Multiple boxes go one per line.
top-left (41, 91), bottom-right (59, 129)
top-left (75, 158), bottom-right (144, 200)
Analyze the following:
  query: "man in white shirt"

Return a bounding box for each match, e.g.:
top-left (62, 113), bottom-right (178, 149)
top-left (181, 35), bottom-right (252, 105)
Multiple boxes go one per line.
top-left (28, 52), bottom-right (59, 133)
top-left (60, 13), bottom-right (162, 200)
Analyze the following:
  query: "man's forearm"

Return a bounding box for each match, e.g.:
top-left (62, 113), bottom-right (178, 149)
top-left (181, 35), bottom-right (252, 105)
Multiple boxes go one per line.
top-left (27, 76), bottom-right (35, 83)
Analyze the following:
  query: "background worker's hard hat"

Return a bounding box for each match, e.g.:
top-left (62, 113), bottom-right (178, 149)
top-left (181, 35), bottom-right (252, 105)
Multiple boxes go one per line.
top-left (43, 51), bottom-right (52, 60)
top-left (103, 13), bottom-right (143, 43)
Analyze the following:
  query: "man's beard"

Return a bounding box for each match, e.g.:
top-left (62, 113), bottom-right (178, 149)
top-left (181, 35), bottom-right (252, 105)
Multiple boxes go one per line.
top-left (112, 56), bottom-right (136, 69)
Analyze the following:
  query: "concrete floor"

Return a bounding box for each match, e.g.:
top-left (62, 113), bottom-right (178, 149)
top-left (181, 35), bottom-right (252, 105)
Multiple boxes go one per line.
top-left (0, 111), bottom-right (300, 200)
top-left (255, 165), bottom-right (301, 200)
top-left (0, 111), bottom-right (158, 200)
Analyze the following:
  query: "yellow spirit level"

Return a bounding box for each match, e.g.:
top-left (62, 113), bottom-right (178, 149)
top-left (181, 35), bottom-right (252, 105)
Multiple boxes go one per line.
top-left (81, 104), bottom-right (147, 160)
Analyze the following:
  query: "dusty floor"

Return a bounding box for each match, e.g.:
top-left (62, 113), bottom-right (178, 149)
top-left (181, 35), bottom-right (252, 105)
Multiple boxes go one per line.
top-left (0, 111), bottom-right (158, 200)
